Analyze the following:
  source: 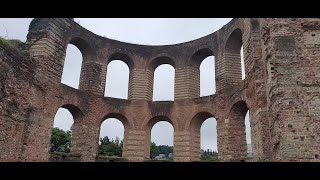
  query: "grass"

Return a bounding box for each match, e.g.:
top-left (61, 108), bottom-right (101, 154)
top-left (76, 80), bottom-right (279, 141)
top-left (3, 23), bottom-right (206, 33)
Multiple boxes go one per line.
top-left (0, 37), bottom-right (31, 58)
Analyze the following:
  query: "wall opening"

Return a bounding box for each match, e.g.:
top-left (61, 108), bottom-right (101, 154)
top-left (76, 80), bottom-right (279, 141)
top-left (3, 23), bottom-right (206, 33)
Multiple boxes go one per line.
top-left (153, 64), bottom-right (175, 101)
top-left (150, 121), bottom-right (174, 160)
top-left (245, 111), bottom-right (252, 159)
top-left (225, 29), bottom-right (244, 83)
top-left (61, 44), bottom-right (83, 89)
top-left (104, 60), bottom-right (130, 99)
top-left (200, 118), bottom-right (218, 161)
top-left (200, 56), bottom-right (216, 96)
top-left (228, 101), bottom-right (252, 161)
top-left (50, 108), bottom-right (74, 154)
top-left (98, 118), bottom-right (125, 157)
top-left (241, 46), bottom-right (245, 80)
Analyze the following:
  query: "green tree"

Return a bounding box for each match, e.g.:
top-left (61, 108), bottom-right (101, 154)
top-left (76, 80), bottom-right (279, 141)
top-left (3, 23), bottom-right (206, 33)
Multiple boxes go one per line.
top-left (98, 136), bottom-right (123, 157)
top-left (100, 136), bottom-right (110, 145)
top-left (50, 127), bottom-right (72, 153)
top-left (150, 142), bottom-right (160, 159)
top-left (158, 145), bottom-right (173, 157)
top-left (201, 149), bottom-right (218, 161)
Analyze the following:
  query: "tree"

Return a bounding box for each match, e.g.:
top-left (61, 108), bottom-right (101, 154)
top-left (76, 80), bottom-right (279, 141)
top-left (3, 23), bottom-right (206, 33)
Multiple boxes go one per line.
top-left (158, 145), bottom-right (173, 157)
top-left (150, 142), bottom-right (160, 159)
top-left (98, 136), bottom-right (123, 157)
top-left (50, 127), bottom-right (72, 153)
top-left (201, 149), bottom-right (218, 161)
top-left (100, 136), bottom-right (110, 145)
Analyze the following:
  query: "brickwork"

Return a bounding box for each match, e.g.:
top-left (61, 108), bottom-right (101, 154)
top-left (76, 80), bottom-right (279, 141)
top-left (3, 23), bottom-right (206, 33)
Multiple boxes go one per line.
top-left (175, 67), bottom-right (200, 100)
top-left (1, 18), bottom-right (319, 162)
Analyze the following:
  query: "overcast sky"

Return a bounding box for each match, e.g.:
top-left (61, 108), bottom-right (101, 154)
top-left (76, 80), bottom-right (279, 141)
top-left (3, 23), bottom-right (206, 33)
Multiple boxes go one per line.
top-left (0, 18), bottom-right (251, 152)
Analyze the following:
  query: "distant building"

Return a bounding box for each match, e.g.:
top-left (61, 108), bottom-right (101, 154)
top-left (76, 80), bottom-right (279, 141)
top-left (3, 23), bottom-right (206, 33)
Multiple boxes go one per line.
top-left (168, 153), bottom-right (173, 158)
top-left (154, 154), bottom-right (166, 160)
top-left (247, 144), bottom-right (253, 158)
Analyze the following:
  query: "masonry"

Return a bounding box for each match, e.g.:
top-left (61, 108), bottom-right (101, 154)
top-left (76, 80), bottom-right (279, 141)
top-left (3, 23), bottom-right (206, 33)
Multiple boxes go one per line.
top-left (0, 18), bottom-right (320, 162)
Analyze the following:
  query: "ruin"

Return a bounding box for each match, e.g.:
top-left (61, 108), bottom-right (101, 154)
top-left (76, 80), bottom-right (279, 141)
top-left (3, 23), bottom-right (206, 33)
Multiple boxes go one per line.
top-left (1, 18), bottom-right (320, 162)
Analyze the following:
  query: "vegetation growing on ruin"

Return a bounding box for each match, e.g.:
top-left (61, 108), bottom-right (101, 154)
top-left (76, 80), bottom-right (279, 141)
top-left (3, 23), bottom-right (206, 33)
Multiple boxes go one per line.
top-left (0, 37), bottom-right (31, 58)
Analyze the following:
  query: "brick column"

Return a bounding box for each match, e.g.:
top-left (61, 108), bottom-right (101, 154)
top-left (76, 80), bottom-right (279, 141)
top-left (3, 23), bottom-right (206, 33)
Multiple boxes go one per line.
top-left (128, 69), bottom-right (153, 101)
top-left (20, 108), bottom-right (54, 161)
top-left (227, 107), bottom-right (248, 161)
top-left (250, 110), bottom-right (272, 161)
top-left (175, 67), bottom-right (200, 100)
top-left (174, 131), bottom-right (192, 162)
top-left (27, 18), bottom-right (74, 85)
top-left (79, 60), bottom-right (106, 95)
top-left (70, 114), bottom-right (100, 162)
top-left (217, 119), bottom-right (230, 161)
top-left (122, 129), bottom-right (147, 162)
top-left (217, 117), bottom-right (246, 161)
top-left (216, 52), bottom-right (242, 92)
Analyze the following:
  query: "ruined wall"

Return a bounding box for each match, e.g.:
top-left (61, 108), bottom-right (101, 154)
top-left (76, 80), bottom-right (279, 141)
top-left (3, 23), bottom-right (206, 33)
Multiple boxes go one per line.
top-left (262, 18), bottom-right (320, 161)
top-left (0, 18), bottom-right (319, 162)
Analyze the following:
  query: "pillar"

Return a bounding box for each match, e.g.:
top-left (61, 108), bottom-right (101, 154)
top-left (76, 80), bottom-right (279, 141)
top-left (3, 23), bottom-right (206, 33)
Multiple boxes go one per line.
top-left (128, 69), bottom-right (153, 101)
top-left (175, 66), bottom-right (200, 100)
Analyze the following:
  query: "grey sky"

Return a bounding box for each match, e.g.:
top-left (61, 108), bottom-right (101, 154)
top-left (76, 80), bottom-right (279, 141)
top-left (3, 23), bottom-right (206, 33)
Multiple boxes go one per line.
top-left (0, 18), bottom-right (251, 152)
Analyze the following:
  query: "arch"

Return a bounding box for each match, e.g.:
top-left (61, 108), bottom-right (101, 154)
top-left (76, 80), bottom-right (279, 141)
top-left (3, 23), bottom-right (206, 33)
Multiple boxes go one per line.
top-left (61, 44), bottom-right (83, 89)
top-left (100, 113), bottom-right (131, 129)
top-left (152, 64), bottom-right (175, 101)
top-left (190, 112), bottom-right (215, 131)
top-left (104, 60), bottom-right (130, 99)
top-left (225, 28), bottom-right (243, 53)
top-left (189, 112), bottom-right (217, 161)
top-left (146, 116), bottom-right (175, 129)
top-left (227, 100), bottom-right (251, 161)
top-left (69, 37), bottom-right (92, 55)
top-left (191, 48), bottom-right (215, 68)
top-left (149, 56), bottom-right (176, 72)
top-left (60, 104), bottom-right (84, 120)
top-left (98, 118), bottom-right (125, 158)
top-left (199, 55), bottom-right (216, 97)
top-left (224, 28), bottom-right (245, 83)
top-left (107, 52), bottom-right (134, 70)
top-left (50, 104), bottom-right (83, 154)
top-left (147, 116), bottom-right (175, 160)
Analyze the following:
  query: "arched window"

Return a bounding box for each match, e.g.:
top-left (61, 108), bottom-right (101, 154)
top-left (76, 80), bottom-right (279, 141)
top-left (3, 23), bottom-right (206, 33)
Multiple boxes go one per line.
top-left (200, 56), bottom-right (216, 96)
top-left (228, 101), bottom-right (252, 161)
top-left (150, 121), bottom-right (174, 160)
top-left (99, 118), bottom-right (125, 157)
top-left (245, 111), bottom-right (252, 159)
top-left (50, 108), bottom-right (74, 154)
top-left (153, 64), bottom-right (175, 101)
top-left (190, 112), bottom-right (217, 161)
top-left (61, 44), bottom-right (83, 89)
top-left (225, 29), bottom-right (244, 84)
top-left (104, 60), bottom-right (130, 99)
top-left (241, 46), bottom-right (245, 80)
top-left (200, 118), bottom-right (218, 161)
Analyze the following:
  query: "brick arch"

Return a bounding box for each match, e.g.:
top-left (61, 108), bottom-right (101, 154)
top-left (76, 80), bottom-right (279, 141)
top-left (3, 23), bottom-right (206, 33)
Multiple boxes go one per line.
top-left (189, 112), bottom-right (215, 131)
top-left (53, 104), bottom-right (84, 122)
top-left (187, 111), bottom-right (217, 161)
top-left (228, 100), bottom-right (249, 119)
top-left (225, 28), bottom-right (243, 53)
top-left (64, 36), bottom-right (95, 60)
top-left (146, 115), bottom-right (176, 130)
top-left (226, 100), bottom-right (250, 161)
top-left (149, 56), bottom-right (176, 72)
top-left (100, 113), bottom-right (132, 129)
top-left (191, 48), bottom-right (215, 68)
top-left (107, 52), bottom-right (134, 70)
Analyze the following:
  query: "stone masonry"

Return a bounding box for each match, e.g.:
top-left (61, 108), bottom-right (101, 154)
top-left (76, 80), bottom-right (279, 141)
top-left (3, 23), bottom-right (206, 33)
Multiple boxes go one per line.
top-left (0, 18), bottom-right (320, 162)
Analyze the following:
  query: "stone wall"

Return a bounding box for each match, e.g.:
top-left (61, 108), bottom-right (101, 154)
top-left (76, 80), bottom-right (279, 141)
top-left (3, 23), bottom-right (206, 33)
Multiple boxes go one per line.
top-left (0, 18), bottom-right (319, 162)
